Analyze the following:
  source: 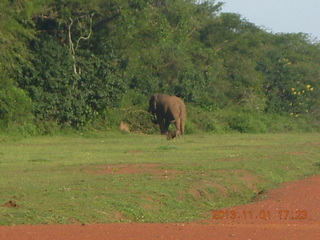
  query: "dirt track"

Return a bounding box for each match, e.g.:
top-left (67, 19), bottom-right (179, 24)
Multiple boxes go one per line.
top-left (1, 175), bottom-right (319, 240)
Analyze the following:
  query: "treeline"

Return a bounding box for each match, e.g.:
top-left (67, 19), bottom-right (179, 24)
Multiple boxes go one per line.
top-left (1, 0), bottom-right (320, 134)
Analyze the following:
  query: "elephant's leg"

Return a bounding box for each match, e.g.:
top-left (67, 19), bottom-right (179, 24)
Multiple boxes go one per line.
top-left (174, 118), bottom-right (181, 136)
top-left (180, 117), bottom-right (185, 135)
top-left (156, 116), bottom-right (166, 135)
top-left (159, 122), bottom-right (166, 134)
top-left (164, 120), bottom-right (171, 134)
top-left (157, 119), bottom-right (166, 135)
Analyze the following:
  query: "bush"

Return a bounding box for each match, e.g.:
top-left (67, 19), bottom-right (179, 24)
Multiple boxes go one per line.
top-left (226, 110), bottom-right (268, 133)
top-left (264, 114), bottom-right (320, 133)
top-left (184, 119), bottom-right (197, 134)
top-left (186, 106), bottom-right (228, 133)
top-left (0, 74), bottom-right (34, 132)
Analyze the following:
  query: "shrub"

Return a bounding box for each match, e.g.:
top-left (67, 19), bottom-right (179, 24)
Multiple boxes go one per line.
top-left (0, 74), bottom-right (34, 132)
top-left (226, 110), bottom-right (267, 133)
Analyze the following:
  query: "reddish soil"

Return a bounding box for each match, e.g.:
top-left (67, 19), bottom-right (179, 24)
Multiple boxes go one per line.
top-left (1, 175), bottom-right (319, 240)
top-left (2, 200), bottom-right (19, 208)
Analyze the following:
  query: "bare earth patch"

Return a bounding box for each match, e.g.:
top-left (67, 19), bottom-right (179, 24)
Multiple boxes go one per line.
top-left (1, 175), bottom-right (319, 239)
top-left (2, 200), bottom-right (19, 208)
top-left (87, 163), bottom-right (181, 178)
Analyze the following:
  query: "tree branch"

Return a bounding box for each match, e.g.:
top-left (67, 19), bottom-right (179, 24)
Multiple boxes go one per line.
top-left (67, 13), bottom-right (94, 76)
top-left (68, 17), bottom-right (78, 75)
top-left (75, 13), bottom-right (94, 52)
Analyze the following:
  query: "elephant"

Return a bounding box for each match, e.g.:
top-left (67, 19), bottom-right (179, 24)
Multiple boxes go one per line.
top-left (148, 94), bottom-right (186, 136)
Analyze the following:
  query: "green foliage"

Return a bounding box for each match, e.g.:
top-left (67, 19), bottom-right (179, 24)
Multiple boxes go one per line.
top-left (225, 110), bottom-right (267, 133)
top-left (1, 0), bottom-right (320, 133)
top-left (0, 0), bottom-right (38, 74)
top-left (110, 90), bottom-right (156, 133)
top-left (18, 34), bottom-right (126, 128)
top-left (257, 33), bottom-right (320, 117)
top-left (0, 71), bottom-right (34, 131)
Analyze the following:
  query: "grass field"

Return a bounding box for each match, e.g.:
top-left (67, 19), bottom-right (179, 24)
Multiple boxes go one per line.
top-left (0, 133), bottom-right (319, 225)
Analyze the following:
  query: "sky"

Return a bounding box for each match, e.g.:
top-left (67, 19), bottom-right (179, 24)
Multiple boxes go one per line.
top-left (220, 0), bottom-right (320, 40)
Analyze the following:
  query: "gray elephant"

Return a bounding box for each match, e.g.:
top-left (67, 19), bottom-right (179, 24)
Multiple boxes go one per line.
top-left (148, 94), bottom-right (186, 136)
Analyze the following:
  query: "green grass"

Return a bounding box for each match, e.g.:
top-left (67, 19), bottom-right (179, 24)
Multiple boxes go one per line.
top-left (0, 133), bottom-right (319, 225)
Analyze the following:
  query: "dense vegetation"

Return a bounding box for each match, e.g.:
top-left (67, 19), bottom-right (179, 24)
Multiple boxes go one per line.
top-left (1, 0), bottom-right (320, 134)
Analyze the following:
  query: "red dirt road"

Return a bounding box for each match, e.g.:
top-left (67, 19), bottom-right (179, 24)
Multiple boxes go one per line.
top-left (1, 175), bottom-right (319, 240)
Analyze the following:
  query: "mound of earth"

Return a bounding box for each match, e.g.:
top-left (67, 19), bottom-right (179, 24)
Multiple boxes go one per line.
top-left (2, 200), bottom-right (19, 208)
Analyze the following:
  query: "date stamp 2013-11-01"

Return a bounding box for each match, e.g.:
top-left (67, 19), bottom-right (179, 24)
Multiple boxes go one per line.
top-left (212, 209), bottom-right (308, 220)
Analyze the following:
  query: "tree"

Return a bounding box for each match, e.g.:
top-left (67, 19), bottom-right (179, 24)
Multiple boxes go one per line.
top-left (257, 33), bottom-right (320, 116)
top-left (1, 0), bottom-right (320, 132)
top-left (17, 0), bottom-right (127, 127)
